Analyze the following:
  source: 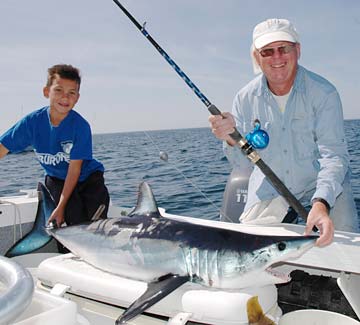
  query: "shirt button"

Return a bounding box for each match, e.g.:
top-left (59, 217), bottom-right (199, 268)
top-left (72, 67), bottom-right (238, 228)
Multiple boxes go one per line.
top-left (286, 170), bottom-right (290, 174)
top-left (282, 127), bottom-right (286, 131)
top-left (283, 149), bottom-right (288, 154)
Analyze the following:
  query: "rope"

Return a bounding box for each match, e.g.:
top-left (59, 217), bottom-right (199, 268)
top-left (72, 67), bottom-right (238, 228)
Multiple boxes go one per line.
top-left (0, 199), bottom-right (23, 243)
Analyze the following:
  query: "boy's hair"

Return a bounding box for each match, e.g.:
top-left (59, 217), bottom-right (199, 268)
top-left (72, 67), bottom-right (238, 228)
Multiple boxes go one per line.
top-left (46, 64), bottom-right (81, 88)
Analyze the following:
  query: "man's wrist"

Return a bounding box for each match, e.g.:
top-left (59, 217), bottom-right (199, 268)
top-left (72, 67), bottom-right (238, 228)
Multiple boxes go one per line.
top-left (312, 197), bottom-right (330, 212)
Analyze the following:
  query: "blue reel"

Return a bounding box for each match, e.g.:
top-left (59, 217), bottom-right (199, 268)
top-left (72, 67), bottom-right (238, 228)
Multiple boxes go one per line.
top-left (245, 119), bottom-right (269, 149)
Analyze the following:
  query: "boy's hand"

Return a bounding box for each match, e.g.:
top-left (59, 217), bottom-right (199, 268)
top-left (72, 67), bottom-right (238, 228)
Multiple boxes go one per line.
top-left (48, 206), bottom-right (65, 228)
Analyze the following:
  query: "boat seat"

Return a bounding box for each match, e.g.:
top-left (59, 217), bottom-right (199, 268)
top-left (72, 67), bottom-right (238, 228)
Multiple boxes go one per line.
top-left (37, 254), bottom-right (281, 325)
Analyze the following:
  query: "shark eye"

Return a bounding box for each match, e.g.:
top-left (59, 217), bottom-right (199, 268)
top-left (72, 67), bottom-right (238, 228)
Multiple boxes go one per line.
top-left (277, 242), bottom-right (286, 251)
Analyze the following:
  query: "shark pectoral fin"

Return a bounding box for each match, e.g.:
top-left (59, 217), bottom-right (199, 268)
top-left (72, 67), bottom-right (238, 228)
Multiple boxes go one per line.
top-left (116, 273), bottom-right (189, 324)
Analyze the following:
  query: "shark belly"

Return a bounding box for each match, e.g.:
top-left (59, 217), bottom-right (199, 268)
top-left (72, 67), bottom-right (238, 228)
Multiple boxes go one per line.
top-left (51, 224), bottom-right (189, 281)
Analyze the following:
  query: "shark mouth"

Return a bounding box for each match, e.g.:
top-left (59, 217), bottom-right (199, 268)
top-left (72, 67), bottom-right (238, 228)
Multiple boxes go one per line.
top-left (266, 265), bottom-right (291, 283)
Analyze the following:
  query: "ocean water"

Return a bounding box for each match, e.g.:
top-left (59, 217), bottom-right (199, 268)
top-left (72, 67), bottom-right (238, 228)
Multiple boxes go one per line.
top-left (1, 120), bottom-right (360, 222)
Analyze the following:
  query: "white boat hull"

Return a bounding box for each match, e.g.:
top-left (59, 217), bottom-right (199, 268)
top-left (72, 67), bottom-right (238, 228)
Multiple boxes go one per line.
top-left (1, 191), bottom-right (360, 324)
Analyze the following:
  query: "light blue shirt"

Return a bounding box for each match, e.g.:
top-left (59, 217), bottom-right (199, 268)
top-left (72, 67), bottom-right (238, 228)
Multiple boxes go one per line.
top-left (225, 65), bottom-right (349, 211)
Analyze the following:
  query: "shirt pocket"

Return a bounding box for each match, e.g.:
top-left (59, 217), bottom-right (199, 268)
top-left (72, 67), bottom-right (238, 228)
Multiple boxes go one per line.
top-left (291, 115), bottom-right (316, 160)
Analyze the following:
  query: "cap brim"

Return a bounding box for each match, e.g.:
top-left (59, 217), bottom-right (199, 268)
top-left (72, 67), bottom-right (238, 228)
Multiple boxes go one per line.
top-left (254, 31), bottom-right (297, 49)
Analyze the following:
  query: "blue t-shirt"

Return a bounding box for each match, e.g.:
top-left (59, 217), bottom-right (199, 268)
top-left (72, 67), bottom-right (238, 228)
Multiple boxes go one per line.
top-left (0, 106), bottom-right (104, 182)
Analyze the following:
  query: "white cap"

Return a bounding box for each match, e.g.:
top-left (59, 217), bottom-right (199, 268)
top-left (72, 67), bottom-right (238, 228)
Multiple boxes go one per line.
top-left (253, 18), bottom-right (299, 49)
top-left (251, 18), bottom-right (299, 74)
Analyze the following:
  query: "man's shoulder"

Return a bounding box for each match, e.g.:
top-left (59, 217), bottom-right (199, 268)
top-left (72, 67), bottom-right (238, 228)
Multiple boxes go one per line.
top-left (236, 74), bottom-right (263, 98)
top-left (299, 66), bottom-right (337, 94)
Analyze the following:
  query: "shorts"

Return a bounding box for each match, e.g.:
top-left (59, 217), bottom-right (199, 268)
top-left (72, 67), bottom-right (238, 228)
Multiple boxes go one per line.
top-left (45, 171), bottom-right (110, 226)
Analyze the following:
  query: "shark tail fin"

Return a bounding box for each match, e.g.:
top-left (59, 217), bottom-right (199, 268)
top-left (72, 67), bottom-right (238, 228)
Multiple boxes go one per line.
top-left (116, 273), bottom-right (189, 324)
top-left (128, 182), bottom-right (161, 218)
top-left (5, 182), bottom-right (56, 257)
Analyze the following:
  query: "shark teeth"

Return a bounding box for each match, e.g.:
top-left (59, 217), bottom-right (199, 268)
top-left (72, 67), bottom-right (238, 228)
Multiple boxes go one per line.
top-left (266, 266), bottom-right (291, 283)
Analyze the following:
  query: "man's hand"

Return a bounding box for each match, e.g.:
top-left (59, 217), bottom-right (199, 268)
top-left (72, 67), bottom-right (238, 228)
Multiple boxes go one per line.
top-left (305, 201), bottom-right (334, 247)
top-left (208, 112), bottom-right (237, 146)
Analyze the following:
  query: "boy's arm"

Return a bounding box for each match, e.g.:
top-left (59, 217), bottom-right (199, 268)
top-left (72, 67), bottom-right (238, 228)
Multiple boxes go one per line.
top-left (0, 143), bottom-right (9, 159)
top-left (48, 160), bottom-right (82, 227)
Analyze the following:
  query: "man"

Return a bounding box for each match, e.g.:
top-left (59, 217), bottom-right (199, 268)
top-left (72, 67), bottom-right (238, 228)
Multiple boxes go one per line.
top-left (209, 18), bottom-right (359, 247)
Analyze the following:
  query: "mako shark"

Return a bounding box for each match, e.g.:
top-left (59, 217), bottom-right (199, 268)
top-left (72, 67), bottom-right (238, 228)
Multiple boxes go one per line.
top-left (40, 181), bottom-right (317, 324)
top-left (5, 182), bottom-right (317, 323)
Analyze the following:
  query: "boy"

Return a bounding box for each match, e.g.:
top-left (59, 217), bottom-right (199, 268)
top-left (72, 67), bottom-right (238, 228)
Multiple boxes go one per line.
top-left (0, 64), bottom-right (110, 228)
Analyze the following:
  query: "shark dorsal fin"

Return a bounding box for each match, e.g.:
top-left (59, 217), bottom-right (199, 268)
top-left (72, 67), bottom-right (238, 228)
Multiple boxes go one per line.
top-left (128, 182), bottom-right (161, 218)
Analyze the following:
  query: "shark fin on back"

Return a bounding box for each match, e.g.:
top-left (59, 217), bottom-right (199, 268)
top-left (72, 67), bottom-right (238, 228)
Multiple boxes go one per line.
top-left (5, 182), bottom-right (55, 257)
top-left (128, 182), bottom-right (161, 218)
top-left (116, 273), bottom-right (189, 324)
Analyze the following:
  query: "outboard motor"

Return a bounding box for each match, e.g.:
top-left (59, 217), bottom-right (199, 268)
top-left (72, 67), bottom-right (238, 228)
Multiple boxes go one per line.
top-left (220, 164), bottom-right (252, 223)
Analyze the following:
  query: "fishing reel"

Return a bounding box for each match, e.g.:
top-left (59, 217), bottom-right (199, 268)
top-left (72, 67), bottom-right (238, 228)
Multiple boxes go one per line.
top-left (245, 119), bottom-right (269, 149)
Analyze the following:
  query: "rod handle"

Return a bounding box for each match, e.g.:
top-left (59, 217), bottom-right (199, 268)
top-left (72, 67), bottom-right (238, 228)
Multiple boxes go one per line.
top-left (208, 104), bottom-right (242, 142)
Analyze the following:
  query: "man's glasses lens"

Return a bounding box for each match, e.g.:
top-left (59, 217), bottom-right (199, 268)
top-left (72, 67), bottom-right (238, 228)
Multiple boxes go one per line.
top-left (259, 44), bottom-right (295, 57)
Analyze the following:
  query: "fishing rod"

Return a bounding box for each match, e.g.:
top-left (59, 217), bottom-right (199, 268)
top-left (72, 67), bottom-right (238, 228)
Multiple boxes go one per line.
top-left (112, 0), bottom-right (309, 222)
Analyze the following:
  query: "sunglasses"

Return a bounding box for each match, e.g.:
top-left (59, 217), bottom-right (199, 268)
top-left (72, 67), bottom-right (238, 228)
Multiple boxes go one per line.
top-left (258, 44), bottom-right (296, 58)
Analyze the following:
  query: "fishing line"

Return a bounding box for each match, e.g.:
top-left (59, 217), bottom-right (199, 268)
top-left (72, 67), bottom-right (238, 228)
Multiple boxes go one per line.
top-left (113, 0), bottom-right (309, 222)
top-left (143, 131), bottom-right (220, 211)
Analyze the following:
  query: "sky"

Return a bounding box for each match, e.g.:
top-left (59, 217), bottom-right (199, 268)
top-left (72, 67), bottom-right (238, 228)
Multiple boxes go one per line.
top-left (1, 0), bottom-right (359, 134)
